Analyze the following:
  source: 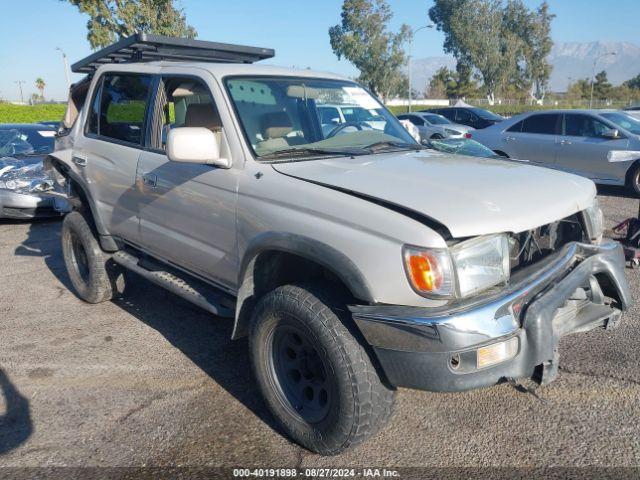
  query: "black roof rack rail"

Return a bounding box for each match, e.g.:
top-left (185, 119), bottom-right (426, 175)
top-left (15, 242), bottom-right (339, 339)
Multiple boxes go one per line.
top-left (71, 33), bottom-right (275, 74)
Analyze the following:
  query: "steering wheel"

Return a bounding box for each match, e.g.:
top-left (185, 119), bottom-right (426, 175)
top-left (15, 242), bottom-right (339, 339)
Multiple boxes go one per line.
top-left (327, 121), bottom-right (373, 138)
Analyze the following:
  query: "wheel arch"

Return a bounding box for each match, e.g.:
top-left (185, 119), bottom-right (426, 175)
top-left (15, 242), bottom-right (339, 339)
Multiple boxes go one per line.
top-left (45, 154), bottom-right (119, 252)
top-left (624, 158), bottom-right (640, 188)
top-left (232, 232), bottom-right (375, 340)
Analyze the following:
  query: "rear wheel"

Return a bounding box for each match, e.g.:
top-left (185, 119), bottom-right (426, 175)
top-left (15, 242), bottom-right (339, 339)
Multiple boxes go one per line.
top-left (61, 211), bottom-right (124, 303)
top-left (430, 133), bottom-right (444, 140)
top-left (249, 283), bottom-right (395, 455)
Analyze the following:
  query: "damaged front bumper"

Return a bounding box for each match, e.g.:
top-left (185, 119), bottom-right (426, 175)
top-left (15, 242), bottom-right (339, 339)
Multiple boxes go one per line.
top-left (351, 240), bottom-right (632, 392)
top-left (0, 189), bottom-right (66, 219)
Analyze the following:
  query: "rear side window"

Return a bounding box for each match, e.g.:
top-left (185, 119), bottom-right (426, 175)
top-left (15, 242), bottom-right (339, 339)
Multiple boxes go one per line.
top-left (440, 109), bottom-right (456, 121)
top-left (455, 109), bottom-right (475, 123)
top-left (86, 74), bottom-right (152, 145)
top-left (521, 114), bottom-right (560, 135)
top-left (406, 116), bottom-right (424, 126)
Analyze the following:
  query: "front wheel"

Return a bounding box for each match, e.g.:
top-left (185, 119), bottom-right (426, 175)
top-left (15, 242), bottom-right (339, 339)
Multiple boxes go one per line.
top-left (627, 163), bottom-right (640, 197)
top-left (61, 211), bottom-right (124, 303)
top-left (249, 283), bottom-right (395, 455)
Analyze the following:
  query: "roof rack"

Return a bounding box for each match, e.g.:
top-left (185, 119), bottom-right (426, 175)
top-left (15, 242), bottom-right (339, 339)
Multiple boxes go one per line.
top-left (71, 33), bottom-right (275, 74)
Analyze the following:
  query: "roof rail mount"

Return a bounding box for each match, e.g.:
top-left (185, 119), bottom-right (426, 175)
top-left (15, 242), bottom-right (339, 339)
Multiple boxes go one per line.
top-left (71, 33), bottom-right (275, 74)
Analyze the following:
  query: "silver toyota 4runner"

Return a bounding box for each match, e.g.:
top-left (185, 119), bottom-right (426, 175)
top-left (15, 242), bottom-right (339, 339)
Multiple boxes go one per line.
top-left (47, 35), bottom-right (632, 455)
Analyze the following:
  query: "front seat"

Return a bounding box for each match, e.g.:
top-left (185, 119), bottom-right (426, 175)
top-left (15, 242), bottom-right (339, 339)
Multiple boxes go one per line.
top-left (257, 111), bottom-right (304, 153)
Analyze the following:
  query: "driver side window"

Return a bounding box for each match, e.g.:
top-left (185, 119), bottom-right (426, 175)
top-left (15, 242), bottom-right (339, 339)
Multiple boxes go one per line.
top-left (564, 114), bottom-right (610, 138)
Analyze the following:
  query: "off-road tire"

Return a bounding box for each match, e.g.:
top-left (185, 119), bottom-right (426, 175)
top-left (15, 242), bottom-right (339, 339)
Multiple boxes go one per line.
top-left (61, 211), bottom-right (124, 304)
top-left (249, 282), bottom-right (395, 455)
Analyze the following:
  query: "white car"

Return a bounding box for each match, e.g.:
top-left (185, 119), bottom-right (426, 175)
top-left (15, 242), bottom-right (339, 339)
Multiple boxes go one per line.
top-left (397, 112), bottom-right (474, 141)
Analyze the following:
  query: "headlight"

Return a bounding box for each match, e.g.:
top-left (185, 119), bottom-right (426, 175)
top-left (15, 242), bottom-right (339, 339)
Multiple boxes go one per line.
top-left (404, 234), bottom-right (510, 299)
top-left (451, 234), bottom-right (510, 297)
top-left (583, 198), bottom-right (603, 242)
top-left (444, 128), bottom-right (461, 136)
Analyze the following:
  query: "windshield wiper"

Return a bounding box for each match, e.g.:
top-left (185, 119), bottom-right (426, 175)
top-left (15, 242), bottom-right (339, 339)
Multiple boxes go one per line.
top-left (362, 140), bottom-right (423, 153)
top-left (260, 147), bottom-right (362, 160)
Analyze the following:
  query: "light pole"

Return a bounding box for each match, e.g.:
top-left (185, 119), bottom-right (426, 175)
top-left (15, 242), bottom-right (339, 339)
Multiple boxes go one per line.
top-left (14, 80), bottom-right (25, 104)
top-left (56, 47), bottom-right (72, 90)
top-left (407, 24), bottom-right (433, 113)
top-left (589, 51), bottom-right (616, 108)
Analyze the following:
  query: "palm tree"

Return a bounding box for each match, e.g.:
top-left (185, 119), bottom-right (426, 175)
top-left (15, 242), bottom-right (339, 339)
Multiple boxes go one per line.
top-left (35, 78), bottom-right (46, 102)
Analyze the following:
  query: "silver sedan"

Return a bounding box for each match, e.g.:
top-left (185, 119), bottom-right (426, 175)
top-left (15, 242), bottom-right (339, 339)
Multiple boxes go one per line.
top-left (471, 109), bottom-right (640, 195)
top-left (396, 112), bottom-right (474, 142)
top-left (0, 124), bottom-right (67, 219)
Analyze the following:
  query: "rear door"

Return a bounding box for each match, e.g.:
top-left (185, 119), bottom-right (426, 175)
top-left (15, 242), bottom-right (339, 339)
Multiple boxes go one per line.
top-left (135, 71), bottom-right (240, 289)
top-left (555, 113), bottom-right (629, 181)
top-left (501, 113), bottom-right (561, 164)
top-left (73, 72), bottom-right (154, 242)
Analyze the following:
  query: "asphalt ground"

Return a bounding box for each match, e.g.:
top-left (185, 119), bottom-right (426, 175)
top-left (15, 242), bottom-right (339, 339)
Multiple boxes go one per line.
top-left (1, 187), bottom-right (640, 476)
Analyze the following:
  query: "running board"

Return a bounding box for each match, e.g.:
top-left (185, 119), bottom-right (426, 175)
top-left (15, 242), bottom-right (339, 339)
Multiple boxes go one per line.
top-left (112, 251), bottom-right (235, 318)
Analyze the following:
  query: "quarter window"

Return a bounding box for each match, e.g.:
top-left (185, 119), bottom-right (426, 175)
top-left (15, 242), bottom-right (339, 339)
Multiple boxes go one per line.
top-left (521, 114), bottom-right (560, 135)
top-left (87, 74), bottom-right (152, 145)
top-left (506, 120), bottom-right (523, 133)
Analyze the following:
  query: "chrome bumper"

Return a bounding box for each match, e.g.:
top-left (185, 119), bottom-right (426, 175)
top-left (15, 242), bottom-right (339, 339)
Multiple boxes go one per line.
top-left (351, 240), bottom-right (631, 392)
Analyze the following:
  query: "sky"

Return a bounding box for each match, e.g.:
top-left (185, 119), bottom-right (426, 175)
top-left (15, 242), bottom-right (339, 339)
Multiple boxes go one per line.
top-left (1, 0), bottom-right (639, 102)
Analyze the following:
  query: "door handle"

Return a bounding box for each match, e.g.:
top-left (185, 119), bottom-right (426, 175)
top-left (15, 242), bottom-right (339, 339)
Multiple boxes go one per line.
top-left (504, 136), bottom-right (516, 142)
top-left (142, 173), bottom-right (157, 188)
top-left (72, 154), bottom-right (88, 167)
top-left (559, 139), bottom-right (572, 146)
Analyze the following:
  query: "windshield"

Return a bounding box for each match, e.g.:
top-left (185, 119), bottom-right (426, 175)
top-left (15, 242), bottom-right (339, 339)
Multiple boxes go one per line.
top-left (225, 77), bottom-right (416, 159)
top-left (471, 108), bottom-right (504, 121)
top-left (428, 138), bottom-right (496, 158)
top-left (0, 128), bottom-right (55, 157)
top-left (422, 114), bottom-right (450, 125)
top-left (601, 112), bottom-right (640, 135)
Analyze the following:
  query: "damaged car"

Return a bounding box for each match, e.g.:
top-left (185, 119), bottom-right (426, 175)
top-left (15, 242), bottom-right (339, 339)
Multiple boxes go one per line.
top-left (0, 124), bottom-right (69, 219)
top-left (47, 34), bottom-right (632, 455)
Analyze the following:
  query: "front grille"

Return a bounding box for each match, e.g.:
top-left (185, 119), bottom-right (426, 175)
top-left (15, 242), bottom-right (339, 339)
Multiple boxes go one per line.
top-left (509, 212), bottom-right (586, 273)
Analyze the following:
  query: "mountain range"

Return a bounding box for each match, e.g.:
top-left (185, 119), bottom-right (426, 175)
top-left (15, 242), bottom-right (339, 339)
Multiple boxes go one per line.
top-left (410, 41), bottom-right (640, 95)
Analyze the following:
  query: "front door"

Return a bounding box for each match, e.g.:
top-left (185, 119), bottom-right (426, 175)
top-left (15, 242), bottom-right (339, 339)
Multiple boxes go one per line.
top-left (555, 113), bottom-right (630, 182)
top-left (136, 74), bottom-right (239, 289)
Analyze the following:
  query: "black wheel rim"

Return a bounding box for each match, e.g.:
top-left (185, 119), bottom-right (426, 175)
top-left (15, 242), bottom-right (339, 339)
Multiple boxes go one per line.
top-left (69, 231), bottom-right (90, 283)
top-left (269, 323), bottom-right (332, 424)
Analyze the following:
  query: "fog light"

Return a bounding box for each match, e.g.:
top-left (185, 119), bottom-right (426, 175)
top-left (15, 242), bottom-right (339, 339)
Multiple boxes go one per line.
top-left (477, 337), bottom-right (518, 369)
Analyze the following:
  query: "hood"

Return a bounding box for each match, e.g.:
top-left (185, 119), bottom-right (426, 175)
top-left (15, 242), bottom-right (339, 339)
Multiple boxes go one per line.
top-left (272, 150), bottom-right (596, 238)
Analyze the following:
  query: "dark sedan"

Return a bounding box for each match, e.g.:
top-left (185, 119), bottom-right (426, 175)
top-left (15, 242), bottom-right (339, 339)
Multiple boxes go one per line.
top-left (420, 106), bottom-right (505, 129)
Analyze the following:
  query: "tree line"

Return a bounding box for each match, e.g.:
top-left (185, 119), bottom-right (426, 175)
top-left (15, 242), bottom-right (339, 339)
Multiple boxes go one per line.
top-left (57, 0), bottom-right (640, 106)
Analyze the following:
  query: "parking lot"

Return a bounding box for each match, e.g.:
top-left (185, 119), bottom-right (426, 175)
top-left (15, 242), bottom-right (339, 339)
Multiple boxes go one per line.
top-left (1, 188), bottom-right (640, 469)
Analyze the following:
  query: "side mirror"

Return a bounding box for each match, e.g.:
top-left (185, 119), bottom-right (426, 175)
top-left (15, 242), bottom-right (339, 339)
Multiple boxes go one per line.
top-left (330, 118), bottom-right (340, 125)
top-left (167, 127), bottom-right (230, 168)
top-left (602, 128), bottom-right (621, 139)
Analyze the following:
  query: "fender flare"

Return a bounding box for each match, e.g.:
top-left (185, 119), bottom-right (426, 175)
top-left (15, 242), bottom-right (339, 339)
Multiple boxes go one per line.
top-left (46, 154), bottom-right (119, 252)
top-left (232, 232), bottom-right (375, 339)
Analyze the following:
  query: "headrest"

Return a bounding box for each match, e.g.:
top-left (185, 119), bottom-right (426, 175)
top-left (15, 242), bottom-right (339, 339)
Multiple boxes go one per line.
top-left (262, 111), bottom-right (293, 139)
top-left (185, 103), bottom-right (222, 131)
